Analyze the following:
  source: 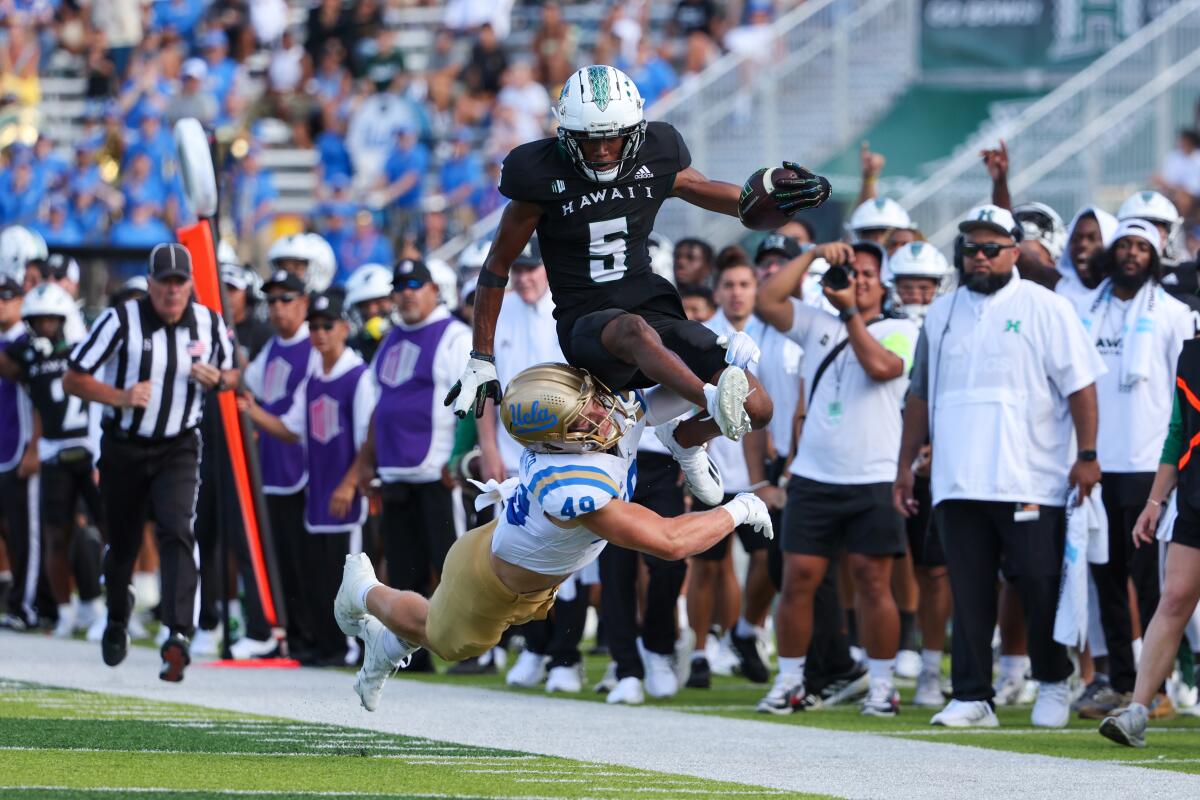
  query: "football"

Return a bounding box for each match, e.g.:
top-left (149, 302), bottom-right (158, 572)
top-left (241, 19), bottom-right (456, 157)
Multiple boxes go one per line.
top-left (738, 166), bottom-right (798, 231)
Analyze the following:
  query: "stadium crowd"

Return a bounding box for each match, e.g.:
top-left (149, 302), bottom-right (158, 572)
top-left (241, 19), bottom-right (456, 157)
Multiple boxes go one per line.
top-left (3, 0), bottom-right (1200, 748)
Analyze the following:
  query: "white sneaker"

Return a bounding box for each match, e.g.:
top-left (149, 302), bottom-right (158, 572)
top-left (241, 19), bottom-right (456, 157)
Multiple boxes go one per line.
top-left (673, 628), bottom-right (696, 687)
top-left (355, 616), bottom-right (413, 712)
top-left (335, 553), bottom-right (380, 638)
top-left (1017, 678), bottom-right (1039, 705)
top-left (132, 572), bottom-right (160, 612)
top-left (710, 632), bottom-right (740, 676)
top-left (913, 667), bottom-right (946, 707)
top-left (229, 636), bottom-right (278, 660)
top-left (154, 624), bottom-right (169, 647)
top-left (52, 606), bottom-right (75, 638)
top-left (506, 650), bottom-right (548, 688)
top-left (74, 598), bottom-right (104, 633)
top-left (895, 649), bottom-right (922, 680)
top-left (606, 676), bottom-right (645, 705)
top-left (127, 613), bottom-right (149, 640)
top-left (594, 661), bottom-right (618, 694)
top-left (639, 639), bottom-right (679, 698)
top-left (704, 366), bottom-right (751, 441)
top-left (930, 699), bottom-right (999, 727)
top-left (545, 664), bottom-right (583, 693)
top-left (1031, 680), bottom-right (1071, 728)
top-left (655, 420), bottom-right (723, 506)
top-left (344, 636), bottom-right (361, 666)
top-left (85, 616), bottom-right (107, 643)
top-left (993, 672), bottom-right (1028, 706)
top-left (191, 628), bottom-right (221, 657)
top-left (860, 678), bottom-right (901, 717)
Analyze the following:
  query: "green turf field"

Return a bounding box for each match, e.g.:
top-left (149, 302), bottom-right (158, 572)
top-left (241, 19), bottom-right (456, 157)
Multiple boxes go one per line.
top-left (0, 679), bottom-right (813, 800)
top-left (404, 652), bottom-right (1200, 773)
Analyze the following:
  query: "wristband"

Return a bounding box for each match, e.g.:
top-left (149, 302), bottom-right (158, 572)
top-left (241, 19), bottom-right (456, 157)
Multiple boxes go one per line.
top-left (470, 350), bottom-right (495, 363)
top-left (839, 306), bottom-right (860, 322)
top-left (747, 480), bottom-right (771, 491)
top-left (477, 268), bottom-right (508, 289)
top-left (1147, 498), bottom-right (1163, 508)
top-left (721, 497), bottom-right (750, 527)
top-left (1077, 449), bottom-right (1097, 462)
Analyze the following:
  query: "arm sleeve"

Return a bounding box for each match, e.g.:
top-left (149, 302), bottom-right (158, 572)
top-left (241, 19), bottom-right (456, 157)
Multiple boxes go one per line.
top-left (279, 378), bottom-right (307, 439)
top-left (68, 307), bottom-right (123, 374)
top-left (908, 328), bottom-right (930, 401)
top-left (1162, 391), bottom-right (1184, 465)
top-left (352, 369), bottom-right (379, 450)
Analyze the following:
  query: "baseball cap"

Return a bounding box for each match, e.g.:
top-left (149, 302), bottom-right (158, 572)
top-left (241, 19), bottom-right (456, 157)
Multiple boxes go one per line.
top-left (1111, 218), bottom-right (1162, 256)
top-left (148, 243), bottom-right (193, 280)
top-left (182, 58), bottom-right (209, 81)
top-left (0, 275), bottom-right (22, 299)
top-left (393, 259), bottom-right (433, 288)
top-left (220, 262), bottom-right (248, 290)
top-left (307, 291), bottom-right (347, 322)
top-left (958, 204), bottom-right (1022, 240)
top-left (263, 268), bottom-right (306, 293)
top-left (755, 233), bottom-right (801, 263)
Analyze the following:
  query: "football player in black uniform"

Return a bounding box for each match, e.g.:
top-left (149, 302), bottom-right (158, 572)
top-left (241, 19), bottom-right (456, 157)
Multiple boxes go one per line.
top-left (446, 65), bottom-right (830, 502)
top-left (0, 282), bottom-right (103, 636)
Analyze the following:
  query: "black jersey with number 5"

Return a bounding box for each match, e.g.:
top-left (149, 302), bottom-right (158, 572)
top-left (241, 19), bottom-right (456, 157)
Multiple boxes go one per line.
top-left (6, 337), bottom-right (91, 446)
top-left (498, 121), bottom-right (691, 324)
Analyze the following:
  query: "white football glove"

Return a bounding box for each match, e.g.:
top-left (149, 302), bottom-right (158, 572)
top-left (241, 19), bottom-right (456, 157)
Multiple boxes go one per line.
top-left (717, 331), bottom-right (761, 370)
top-left (444, 357), bottom-right (502, 418)
top-left (721, 492), bottom-right (774, 540)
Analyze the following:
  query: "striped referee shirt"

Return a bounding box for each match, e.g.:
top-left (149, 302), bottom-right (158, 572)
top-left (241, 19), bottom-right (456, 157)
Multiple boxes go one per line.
top-left (69, 297), bottom-right (233, 440)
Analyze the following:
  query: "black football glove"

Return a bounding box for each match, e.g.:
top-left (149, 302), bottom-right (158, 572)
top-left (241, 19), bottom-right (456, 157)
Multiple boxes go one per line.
top-left (772, 162), bottom-right (832, 214)
top-left (444, 357), bottom-right (502, 418)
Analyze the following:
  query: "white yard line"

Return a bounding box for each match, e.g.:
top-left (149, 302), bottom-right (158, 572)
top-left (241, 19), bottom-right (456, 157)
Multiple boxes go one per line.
top-left (2, 634), bottom-right (1199, 799)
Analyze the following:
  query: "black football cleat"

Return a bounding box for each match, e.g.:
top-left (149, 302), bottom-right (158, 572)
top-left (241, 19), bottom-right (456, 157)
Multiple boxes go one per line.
top-left (101, 624), bottom-right (130, 667)
top-left (159, 633), bottom-right (191, 682)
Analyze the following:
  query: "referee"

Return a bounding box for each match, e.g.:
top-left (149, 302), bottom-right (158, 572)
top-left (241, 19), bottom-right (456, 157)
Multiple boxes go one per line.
top-left (64, 244), bottom-right (238, 682)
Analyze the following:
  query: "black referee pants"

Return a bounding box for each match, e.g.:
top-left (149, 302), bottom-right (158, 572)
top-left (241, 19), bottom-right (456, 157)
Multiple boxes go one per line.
top-left (601, 452), bottom-right (687, 680)
top-left (1091, 472), bottom-right (1160, 693)
top-left (380, 480), bottom-right (455, 596)
top-left (101, 431), bottom-right (201, 638)
top-left (937, 500), bottom-right (1073, 702)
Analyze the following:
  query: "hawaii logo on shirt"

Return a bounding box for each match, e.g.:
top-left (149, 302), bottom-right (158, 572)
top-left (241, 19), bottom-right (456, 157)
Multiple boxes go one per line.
top-left (262, 358), bottom-right (292, 404)
top-left (309, 394), bottom-right (341, 444)
top-left (378, 340), bottom-right (420, 387)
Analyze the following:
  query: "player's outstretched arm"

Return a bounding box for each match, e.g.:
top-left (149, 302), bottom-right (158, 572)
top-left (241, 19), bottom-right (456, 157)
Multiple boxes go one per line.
top-left (444, 199), bottom-right (541, 418)
top-left (672, 166), bottom-right (742, 217)
top-left (581, 493), bottom-right (772, 561)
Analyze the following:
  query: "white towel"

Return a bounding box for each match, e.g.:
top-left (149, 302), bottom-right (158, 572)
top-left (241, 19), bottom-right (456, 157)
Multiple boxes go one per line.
top-left (1122, 281), bottom-right (1162, 388)
top-left (1156, 490), bottom-right (1178, 542)
top-left (467, 477), bottom-right (520, 512)
top-left (1054, 485), bottom-right (1109, 648)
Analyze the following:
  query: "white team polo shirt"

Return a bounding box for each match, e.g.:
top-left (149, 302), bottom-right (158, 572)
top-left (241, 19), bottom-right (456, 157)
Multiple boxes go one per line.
top-left (1075, 283), bottom-right (1193, 473)
top-left (784, 299), bottom-right (917, 485)
top-left (493, 288), bottom-right (564, 473)
top-left (922, 274), bottom-right (1105, 506)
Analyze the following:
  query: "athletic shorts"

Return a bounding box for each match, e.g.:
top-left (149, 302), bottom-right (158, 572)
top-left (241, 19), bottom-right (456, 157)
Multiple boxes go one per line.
top-left (558, 291), bottom-right (727, 390)
top-left (905, 476), bottom-right (945, 567)
top-left (424, 519), bottom-right (558, 662)
top-left (1172, 495), bottom-right (1200, 550)
top-left (781, 477), bottom-right (906, 558)
top-left (692, 493), bottom-right (769, 560)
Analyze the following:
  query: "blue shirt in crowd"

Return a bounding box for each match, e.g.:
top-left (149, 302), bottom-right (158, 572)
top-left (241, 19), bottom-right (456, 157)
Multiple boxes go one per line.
top-left (383, 141), bottom-right (430, 210)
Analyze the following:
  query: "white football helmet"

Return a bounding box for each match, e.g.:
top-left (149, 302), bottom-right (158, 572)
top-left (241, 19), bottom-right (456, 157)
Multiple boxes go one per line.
top-left (888, 241), bottom-right (952, 323)
top-left (846, 198), bottom-right (912, 236)
top-left (344, 263), bottom-right (393, 308)
top-left (555, 65), bottom-right (647, 183)
top-left (1012, 202), bottom-right (1067, 262)
top-left (1117, 190), bottom-right (1184, 265)
top-left (21, 282), bottom-right (74, 320)
top-left (0, 225), bottom-right (49, 285)
top-left (428, 258), bottom-right (459, 311)
top-left (647, 231), bottom-right (674, 285)
top-left (217, 239), bottom-right (240, 269)
top-left (267, 232), bottom-right (336, 292)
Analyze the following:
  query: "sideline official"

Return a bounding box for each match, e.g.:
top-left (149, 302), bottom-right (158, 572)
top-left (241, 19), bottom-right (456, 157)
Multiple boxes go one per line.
top-left (65, 244), bottom-right (238, 682)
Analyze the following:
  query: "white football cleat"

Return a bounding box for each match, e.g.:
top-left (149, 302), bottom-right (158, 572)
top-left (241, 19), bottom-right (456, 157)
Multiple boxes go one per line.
top-left (930, 699), bottom-right (999, 728)
top-left (1031, 680), bottom-right (1071, 728)
top-left (545, 664), bottom-right (583, 693)
top-left (355, 616), bottom-right (413, 712)
top-left (638, 639), bottom-right (679, 699)
top-left (594, 661), bottom-right (618, 694)
top-left (229, 636), bottom-right (278, 660)
top-left (704, 366), bottom-right (751, 441)
top-left (335, 553), bottom-right (380, 638)
top-left (190, 628), bottom-right (221, 657)
top-left (74, 598), bottom-right (104, 633)
top-left (655, 419), bottom-right (723, 506)
top-left (506, 650), bottom-right (548, 688)
top-left (913, 667), bottom-right (947, 707)
top-left (895, 649), bottom-right (922, 680)
top-left (673, 627), bottom-right (696, 687)
top-left (606, 676), bottom-right (645, 705)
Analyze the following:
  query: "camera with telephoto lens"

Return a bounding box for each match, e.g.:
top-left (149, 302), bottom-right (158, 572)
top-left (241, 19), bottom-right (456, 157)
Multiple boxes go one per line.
top-left (821, 263), bottom-right (853, 291)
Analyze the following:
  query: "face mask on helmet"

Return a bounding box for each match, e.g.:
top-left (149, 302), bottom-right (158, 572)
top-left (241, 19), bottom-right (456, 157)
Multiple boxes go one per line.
top-left (556, 65), bottom-right (648, 184)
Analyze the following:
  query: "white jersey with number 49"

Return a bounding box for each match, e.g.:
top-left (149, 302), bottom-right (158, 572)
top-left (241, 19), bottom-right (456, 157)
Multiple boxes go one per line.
top-left (490, 411), bottom-right (646, 576)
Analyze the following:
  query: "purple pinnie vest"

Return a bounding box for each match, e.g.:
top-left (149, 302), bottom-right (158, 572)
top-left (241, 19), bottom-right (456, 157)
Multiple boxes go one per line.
top-left (304, 362), bottom-right (368, 532)
top-left (258, 336), bottom-right (312, 492)
top-left (372, 317), bottom-right (453, 472)
top-left (0, 332), bottom-right (28, 472)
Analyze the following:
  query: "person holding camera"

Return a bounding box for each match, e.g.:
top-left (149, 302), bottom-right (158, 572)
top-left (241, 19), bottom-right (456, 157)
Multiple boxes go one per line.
top-left (755, 240), bottom-right (918, 716)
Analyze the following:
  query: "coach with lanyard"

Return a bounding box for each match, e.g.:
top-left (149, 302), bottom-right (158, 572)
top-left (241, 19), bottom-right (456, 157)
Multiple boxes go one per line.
top-left (65, 244), bottom-right (237, 683)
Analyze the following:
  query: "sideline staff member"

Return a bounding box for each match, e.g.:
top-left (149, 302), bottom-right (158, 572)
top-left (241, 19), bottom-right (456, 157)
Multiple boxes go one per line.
top-left (65, 244), bottom-right (238, 682)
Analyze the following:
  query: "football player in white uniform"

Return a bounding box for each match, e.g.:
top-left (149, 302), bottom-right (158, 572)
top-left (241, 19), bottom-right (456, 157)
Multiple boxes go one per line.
top-left (333, 363), bottom-right (773, 711)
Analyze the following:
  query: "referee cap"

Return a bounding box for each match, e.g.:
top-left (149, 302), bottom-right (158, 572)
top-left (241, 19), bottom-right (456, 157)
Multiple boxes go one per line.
top-left (149, 243), bottom-right (193, 281)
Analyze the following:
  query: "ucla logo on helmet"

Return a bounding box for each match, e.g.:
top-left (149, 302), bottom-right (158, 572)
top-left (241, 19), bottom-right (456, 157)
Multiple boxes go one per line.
top-left (509, 400), bottom-right (558, 433)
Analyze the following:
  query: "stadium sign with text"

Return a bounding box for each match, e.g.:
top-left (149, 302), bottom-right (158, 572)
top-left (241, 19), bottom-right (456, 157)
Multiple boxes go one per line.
top-left (922, 0), bottom-right (1178, 71)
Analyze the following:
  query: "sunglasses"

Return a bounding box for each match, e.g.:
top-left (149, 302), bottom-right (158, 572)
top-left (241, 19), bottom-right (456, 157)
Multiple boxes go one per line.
top-left (962, 242), bottom-right (1017, 259)
top-left (267, 293), bottom-right (301, 305)
top-left (395, 279), bottom-right (428, 291)
top-left (309, 320), bottom-right (338, 332)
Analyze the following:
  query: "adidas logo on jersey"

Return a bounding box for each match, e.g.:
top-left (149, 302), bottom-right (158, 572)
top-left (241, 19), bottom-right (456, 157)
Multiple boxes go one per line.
top-left (634, 165), bottom-right (654, 180)
top-left (551, 179), bottom-right (566, 194)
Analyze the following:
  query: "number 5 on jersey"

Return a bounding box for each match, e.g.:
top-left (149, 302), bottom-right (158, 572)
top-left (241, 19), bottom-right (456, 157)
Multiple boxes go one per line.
top-left (589, 217), bottom-right (629, 283)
